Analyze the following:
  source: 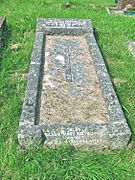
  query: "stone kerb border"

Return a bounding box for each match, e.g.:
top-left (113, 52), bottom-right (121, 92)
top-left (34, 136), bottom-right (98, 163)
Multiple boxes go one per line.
top-left (0, 17), bottom-right (6, 50)
top-left (18, 18), bottom-right (131, 149)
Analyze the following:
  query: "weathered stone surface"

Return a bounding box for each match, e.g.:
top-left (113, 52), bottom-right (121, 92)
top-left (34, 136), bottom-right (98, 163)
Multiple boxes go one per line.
top-left (18, 18), bottom-right (131, 149)
top-left (36, 18), bottom-right (93, 35)
top-left (0, 17), bottom-right (6, 50)
top-left (19, 32), bottom-right (45, 127)
top-left (18, 125), bottom-right (46, 148)
top-left (39, 35), bottom-right (110, 126)
top-left (117, 0), bottom-right (135, 9)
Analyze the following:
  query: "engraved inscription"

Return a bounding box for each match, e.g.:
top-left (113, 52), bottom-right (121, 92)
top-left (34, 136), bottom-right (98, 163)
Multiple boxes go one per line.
top-left (45, 19), bottom-right (86, 28)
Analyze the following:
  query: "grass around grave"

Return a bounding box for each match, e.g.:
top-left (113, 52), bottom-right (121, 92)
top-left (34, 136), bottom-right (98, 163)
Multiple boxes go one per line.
top-left (0, 0), bottom-right (135, 179)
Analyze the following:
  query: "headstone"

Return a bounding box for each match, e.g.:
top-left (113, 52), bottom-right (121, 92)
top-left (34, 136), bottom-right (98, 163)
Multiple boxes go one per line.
top-left (18, 18), bottom-right (131, 149)
top-left (117, 0), bottom-right (135, 9)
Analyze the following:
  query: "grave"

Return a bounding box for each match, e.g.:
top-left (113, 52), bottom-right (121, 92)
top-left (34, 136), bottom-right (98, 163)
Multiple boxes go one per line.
top-left (107, 0), bottom-right (135, 15)
top-left (18, 18), bottom-right (131, 149)
top-left (117, 0), bottom-right (135, 9)
top-left (0, 17), bottom-right (6, 50)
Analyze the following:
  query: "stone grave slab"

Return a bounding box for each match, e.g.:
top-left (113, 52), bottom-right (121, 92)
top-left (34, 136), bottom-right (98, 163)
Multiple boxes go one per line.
top-left (18, 18), bottom-right (131, 149)
top-left (0, 17), bottom-right (6, 50)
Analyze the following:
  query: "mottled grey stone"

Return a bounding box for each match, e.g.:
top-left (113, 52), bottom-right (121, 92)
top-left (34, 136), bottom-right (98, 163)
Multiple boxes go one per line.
top-left (36, 18), bottom-right (93, 35)
top-left (85, 33), bottom-right (127, 124)
top-left (18, 18), bottom-right (131, 149)
top-left (108, 123), bottom-right (132, 149)
top-left (18, 125), bottom-right (46, 148)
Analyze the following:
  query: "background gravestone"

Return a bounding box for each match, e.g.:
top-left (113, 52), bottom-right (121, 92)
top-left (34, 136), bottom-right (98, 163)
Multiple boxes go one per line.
top-left (117, 0), bottom-right (135, 9)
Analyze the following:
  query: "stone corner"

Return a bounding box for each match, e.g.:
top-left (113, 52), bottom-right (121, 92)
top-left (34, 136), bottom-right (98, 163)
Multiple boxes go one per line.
top-left (18, 125), bottom-right (46, 148)
top-left (108, 123), bottom-right (131, 149)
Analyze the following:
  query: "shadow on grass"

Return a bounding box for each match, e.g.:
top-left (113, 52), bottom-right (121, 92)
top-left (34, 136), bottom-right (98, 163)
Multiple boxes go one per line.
top-left (94, 27), bottom-right (113, 77)
top-left (0, 24), bottom-right (12, 70)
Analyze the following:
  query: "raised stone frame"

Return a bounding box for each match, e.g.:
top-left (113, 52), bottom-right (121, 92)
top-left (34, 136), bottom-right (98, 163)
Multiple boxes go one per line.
top-left (0, 17), bottom-right (6, 51)
top-left (18, 18), bottom-right (131, 149)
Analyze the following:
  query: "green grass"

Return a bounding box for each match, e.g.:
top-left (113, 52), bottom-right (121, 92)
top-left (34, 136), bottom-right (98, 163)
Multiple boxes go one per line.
top-left (0, 0), bottom-right (135, 179)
